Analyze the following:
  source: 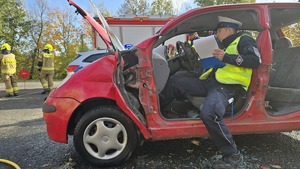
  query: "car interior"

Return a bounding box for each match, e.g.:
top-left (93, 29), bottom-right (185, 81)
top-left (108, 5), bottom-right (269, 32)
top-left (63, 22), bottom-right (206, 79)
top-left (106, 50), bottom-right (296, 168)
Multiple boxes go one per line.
top-left (265, 8), bottom-right (300, 116)
top-left (151, 9), bottom-right (261, 119)
top-left (119, 7), bottom-right (300, 121)
top-left (151, 37), bottom-right (249, 119)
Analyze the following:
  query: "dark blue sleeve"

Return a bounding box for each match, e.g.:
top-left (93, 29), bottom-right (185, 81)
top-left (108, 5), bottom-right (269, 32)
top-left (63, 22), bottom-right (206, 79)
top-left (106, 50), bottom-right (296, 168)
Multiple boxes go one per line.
top-left (222, 36), bottom-right (261, 68)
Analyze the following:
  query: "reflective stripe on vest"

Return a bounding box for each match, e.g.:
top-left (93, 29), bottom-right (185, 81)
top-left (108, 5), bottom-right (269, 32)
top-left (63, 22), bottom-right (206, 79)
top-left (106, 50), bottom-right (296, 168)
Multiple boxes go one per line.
top-left (42, 53), bottom-right (54, 71)
top-left (200, 34), bottom-right (253, 91)
top-left (1, 54), bottom-right (16, 74)
top-left (187, 40), bottom-right (195, 49)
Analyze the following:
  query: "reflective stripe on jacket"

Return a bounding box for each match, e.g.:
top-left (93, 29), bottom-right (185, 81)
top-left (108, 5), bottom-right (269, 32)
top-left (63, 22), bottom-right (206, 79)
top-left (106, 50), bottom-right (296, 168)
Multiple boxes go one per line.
top-left (200, 34), bottom-right (253, 91)
top-left (187, 40), bottom-right (195, 49)
top-left (0, 53), bottom-right (16, 74)
top-left (42, 53), bottom-right (54, 71)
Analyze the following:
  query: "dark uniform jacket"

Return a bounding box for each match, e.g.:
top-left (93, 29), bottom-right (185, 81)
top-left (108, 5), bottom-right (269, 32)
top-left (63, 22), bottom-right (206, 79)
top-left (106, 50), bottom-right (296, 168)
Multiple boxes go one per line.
top-left (221, 32), bottom-right (261, 69)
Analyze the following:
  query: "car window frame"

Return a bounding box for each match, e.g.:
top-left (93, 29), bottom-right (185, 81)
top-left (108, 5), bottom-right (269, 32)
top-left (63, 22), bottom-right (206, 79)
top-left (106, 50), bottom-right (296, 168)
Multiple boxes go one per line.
top-left (82, 53), bottom-right (109, 63)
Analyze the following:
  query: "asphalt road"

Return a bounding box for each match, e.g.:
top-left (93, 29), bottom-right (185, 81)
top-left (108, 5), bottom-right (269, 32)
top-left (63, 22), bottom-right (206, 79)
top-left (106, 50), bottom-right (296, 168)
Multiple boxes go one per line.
top-left (0, 81), bottom-right (300, 169)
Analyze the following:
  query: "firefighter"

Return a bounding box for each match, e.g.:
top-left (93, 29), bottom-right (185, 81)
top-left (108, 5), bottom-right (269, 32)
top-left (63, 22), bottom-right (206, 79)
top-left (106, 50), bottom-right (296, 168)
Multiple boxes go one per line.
top-left (160, 16), bottom-right (261, 169)
top-left (187, 32), bottom-right (199, 47)
top-left (39, 44), bottom-right (54, 94)
top-left (0, 43), bottom-right (18, 97)
top-left (166, 44), bottom-right (177, 60)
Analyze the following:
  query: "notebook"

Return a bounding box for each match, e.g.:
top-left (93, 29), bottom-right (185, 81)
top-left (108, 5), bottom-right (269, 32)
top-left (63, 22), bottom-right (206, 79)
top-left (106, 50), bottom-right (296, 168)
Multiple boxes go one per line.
top-left (193, 35), bottom-right (225, 70)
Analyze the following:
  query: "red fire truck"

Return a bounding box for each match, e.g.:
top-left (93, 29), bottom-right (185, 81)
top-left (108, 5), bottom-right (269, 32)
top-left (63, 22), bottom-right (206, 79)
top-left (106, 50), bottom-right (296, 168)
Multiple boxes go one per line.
top-left (93, 15), bottom-right (186, 49)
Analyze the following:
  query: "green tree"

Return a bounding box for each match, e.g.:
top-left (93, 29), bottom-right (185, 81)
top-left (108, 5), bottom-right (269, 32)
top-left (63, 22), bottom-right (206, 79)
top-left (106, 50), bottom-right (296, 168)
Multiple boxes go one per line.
top-left (43, 8), bottom-right (83, 78)
top-left (0, 0), bottom-right (31, 78)
top-left (118, 0), bottom-right (150, 15)
top-left (97, 3), bottom-right (113, 17)
top-left (80, 19), bottom-right (94, 51)
top-left (0, 0), bottom-right (30, 48)
top-left (26, 0), bottom-right (50, 79)
top-left (150, 0), bottom-right (175, 15)
top-left (283, 23), bottom-right (300, 47)
top-left (24, 2), bottom-right (94, 80)
top-left (194, 0), bottom-right (255, 7)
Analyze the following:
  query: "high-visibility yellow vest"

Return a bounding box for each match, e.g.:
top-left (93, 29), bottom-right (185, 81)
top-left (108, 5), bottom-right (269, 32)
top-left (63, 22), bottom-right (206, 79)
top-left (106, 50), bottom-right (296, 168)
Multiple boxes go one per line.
top-left (200, 35), bottom-right (253, 91)
top-left (42, 53), bottom-right (54, 71)
top-left (187, 40), bottom-right (195, 49)
top-left (0, 53), bottom-right (16, 74)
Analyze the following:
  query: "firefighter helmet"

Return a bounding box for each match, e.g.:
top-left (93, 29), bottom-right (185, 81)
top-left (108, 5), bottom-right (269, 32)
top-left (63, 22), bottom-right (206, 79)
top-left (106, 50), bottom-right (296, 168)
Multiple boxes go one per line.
top-left (1, 43), bottom-right (11, 51)
top-left (44, 44), bottom-right (53, 51)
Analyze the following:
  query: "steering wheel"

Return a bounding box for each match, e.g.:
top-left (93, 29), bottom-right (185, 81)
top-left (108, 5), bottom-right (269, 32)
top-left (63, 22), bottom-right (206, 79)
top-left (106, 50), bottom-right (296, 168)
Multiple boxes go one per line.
top-left (176, 41), bottom-right (186, 56)
top-left (175, 41), bottom-right (197, 72)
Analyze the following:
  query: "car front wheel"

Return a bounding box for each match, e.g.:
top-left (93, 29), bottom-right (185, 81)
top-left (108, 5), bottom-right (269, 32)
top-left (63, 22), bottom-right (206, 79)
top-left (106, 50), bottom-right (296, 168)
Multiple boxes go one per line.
top-left (73, 106), bottom-right (138, 167)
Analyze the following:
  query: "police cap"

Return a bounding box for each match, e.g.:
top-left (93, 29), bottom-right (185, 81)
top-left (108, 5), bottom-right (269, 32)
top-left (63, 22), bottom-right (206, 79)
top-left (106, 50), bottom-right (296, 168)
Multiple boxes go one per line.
top-left (216, 16), bottom-right (242, 30)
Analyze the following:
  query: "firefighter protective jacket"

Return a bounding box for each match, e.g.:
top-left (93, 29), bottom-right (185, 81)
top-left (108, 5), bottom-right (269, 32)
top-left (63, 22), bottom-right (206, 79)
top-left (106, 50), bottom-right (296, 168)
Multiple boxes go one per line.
top-left (0, 53), bottom-right (17, 75)
top-left (42, 53), bottom-right (54, 71)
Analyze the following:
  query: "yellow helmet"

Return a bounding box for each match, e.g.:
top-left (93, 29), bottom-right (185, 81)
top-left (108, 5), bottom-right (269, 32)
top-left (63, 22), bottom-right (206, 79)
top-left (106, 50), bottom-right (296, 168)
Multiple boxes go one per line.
top-left (44, 44), bottom-right (53, 51)
top-left (1, 43), bottom-right (11, 51)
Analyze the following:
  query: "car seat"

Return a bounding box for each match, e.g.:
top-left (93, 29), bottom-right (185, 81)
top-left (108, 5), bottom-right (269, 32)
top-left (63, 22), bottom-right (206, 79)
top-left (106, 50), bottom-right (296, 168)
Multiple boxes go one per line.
top-left (274, 37), bottom-right (292, 49)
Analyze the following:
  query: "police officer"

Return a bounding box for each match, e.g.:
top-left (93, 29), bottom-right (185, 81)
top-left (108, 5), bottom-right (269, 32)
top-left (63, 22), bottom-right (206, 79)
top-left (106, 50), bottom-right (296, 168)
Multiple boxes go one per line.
top-left (0, 43), bottom-right (18, 97)
top-left (40, 44), bottom-right (54, 94)
top-left (160, 16), bottom-right (261, 169)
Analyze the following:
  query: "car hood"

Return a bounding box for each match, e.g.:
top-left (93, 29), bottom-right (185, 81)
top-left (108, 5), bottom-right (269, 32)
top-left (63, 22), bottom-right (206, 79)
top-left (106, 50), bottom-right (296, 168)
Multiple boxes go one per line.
top-left (68, 0), bottom-right (124, 52)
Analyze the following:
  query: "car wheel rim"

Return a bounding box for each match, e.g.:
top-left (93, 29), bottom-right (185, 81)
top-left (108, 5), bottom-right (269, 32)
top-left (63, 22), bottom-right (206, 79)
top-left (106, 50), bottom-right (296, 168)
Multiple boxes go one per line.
top-left (83, 117), bottom-right (128, 160)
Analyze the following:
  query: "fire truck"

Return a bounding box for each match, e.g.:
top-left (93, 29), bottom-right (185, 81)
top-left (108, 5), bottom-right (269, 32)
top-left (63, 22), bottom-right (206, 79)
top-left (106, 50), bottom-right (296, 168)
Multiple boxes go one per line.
top-left (93, 15), bottom-right (186, 49)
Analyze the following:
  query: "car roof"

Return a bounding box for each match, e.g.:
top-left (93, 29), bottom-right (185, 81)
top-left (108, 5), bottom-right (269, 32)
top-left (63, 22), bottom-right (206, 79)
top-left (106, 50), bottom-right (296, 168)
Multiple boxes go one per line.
top-left (151, 3), bottom-right (300, 47)
top-left (159, 3), bottom-right (300, 35)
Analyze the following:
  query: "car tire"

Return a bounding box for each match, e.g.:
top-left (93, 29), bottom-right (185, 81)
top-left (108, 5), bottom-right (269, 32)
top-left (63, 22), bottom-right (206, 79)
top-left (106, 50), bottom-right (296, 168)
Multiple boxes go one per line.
top-left (73, 106), bottom-right (138, 167)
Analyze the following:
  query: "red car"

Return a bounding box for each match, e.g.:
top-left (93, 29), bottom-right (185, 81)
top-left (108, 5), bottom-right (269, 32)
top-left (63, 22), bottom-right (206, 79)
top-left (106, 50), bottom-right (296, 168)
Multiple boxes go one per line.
top-left (43, 0), bottom-right (300, 167)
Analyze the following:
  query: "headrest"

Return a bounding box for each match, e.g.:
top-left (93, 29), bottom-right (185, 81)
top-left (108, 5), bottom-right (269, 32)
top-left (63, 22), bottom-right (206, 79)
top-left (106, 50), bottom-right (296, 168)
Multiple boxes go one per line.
top-left (274, 37), bottom-right (292, 49)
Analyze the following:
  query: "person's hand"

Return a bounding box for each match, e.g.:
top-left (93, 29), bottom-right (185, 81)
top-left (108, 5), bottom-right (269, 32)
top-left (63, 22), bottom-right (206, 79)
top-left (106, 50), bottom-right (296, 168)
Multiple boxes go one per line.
top-left (212, 49), bottom-right (225, 61)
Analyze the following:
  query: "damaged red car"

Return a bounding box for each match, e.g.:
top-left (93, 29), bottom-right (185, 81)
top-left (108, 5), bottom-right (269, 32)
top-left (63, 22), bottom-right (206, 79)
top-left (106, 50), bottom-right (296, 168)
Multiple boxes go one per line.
top-left (43, 0), bottom-right (300, 167)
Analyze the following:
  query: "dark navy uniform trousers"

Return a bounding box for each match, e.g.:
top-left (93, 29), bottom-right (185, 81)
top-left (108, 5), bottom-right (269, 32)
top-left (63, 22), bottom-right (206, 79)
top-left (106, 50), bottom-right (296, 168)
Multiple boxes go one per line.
top-left (160, 71), bottom-right (239, 156)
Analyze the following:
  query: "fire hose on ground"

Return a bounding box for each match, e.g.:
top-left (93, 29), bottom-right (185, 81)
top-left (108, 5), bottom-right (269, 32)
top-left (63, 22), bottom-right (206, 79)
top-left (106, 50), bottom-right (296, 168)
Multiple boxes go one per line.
top-left (0, 159), bottom-right (21, 169)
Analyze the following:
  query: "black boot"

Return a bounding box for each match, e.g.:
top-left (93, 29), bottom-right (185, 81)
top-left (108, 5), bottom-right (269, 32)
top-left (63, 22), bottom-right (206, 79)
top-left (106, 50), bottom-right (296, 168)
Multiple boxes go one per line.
top-left (41, 89), bottom-right (49, 94)
top-left (213, 151), bottom-right (243, 169)
top-left (5, 93), bottom-right (14, 97)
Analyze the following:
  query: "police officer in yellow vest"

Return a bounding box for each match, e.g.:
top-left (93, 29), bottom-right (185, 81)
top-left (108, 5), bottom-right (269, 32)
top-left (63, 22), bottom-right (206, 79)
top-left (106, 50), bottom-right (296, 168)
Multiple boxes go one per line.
top-left (0, 43), bottom-right (18, 97)
top-left (40, 44), bottom-right (54, 94)
top-left (159, 16), bottom-right (261, 169)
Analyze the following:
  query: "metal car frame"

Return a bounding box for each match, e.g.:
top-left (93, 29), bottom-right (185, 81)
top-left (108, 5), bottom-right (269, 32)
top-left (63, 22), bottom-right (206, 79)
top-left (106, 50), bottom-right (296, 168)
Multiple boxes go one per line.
top-left (43, 1), bottom-right (300, 167)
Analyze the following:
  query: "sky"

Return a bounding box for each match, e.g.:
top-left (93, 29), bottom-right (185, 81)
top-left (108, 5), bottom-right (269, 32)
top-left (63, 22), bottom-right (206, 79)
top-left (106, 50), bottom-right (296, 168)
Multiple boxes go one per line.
top-left (25, 0), bottom-right (298, 17)
top-left (25, 0), bottom-right (198, 16)
top-left (256, 0), bottom-right (297, 2)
